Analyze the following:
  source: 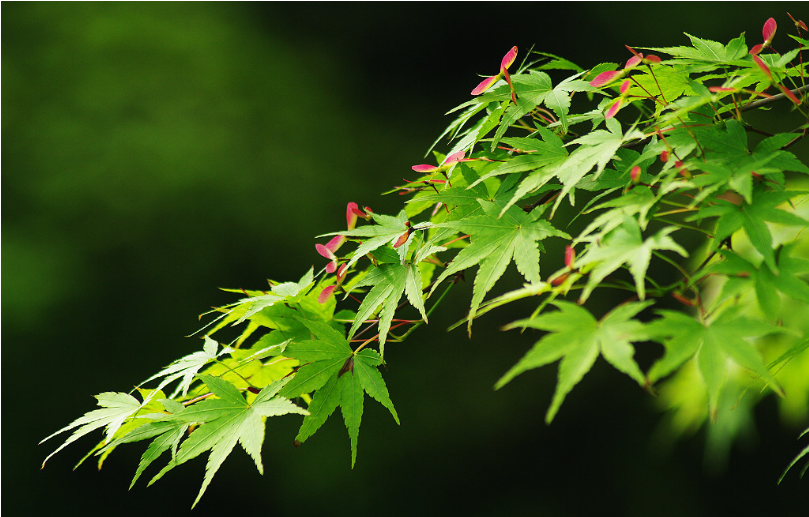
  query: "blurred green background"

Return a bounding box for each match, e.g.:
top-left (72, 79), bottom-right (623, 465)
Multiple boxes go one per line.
top-left (4, 3), bottom-right (807, 515)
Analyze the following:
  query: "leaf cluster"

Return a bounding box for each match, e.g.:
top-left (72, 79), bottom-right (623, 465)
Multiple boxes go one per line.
top-left (43, 18), bottom-right (809, 505)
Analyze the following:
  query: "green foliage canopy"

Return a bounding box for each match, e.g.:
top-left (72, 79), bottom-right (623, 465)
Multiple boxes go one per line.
top-left (41, 16), bottom-right (809, 505)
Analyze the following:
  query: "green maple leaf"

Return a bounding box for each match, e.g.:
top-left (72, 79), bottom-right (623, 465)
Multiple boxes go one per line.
top-left (496, 300), bottom-right (652, 423)
top-left (347, 261), bottom-right (427, 356)
top-left (433, 200), bottom-right (569, 333)
top-left (279, 319), bottom-right (399, 466)
top-left (694, 189), bottom-right (808, 273)
top-left (552, 118), bottom-right (643, 212)
top-left (446, 101), bottom-right (510, 158)
top-left (779, 427), bottom-right (809, 483)
top-left (642, 33), bottom-right (748, 64)
top-left (628, 66), bottom-right (691, 109)
top-left (646, 309), bottom-right (787, 420)
top-left (700, 245), bottom-right (809, 319)
top-left (95, 399), bottom-right (189, 489)
top-left (41, 392), bottom-right (143, 468)
top-left (149, 375), bottom-right (307, 508)
top-left (686, 121), bottom-right (808, 205)
top-left (139, 335), bottom-right (234, 399)
top-left (573, 186), bottom-right (658, 243)
top-left (576, 216), bottom-right (688, 302)
top-left (203, 268), bottom-right (315, 335)
top-left (491, 71), bottom-right (600, 147)
top-left (469, 126), bottom-right (568, 191)
top-left (324, 210), bottom-right (430, 270)
top-left (425, 101), bottom-right (488, 157)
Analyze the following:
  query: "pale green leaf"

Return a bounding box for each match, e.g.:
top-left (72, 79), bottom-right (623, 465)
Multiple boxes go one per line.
top-left (497, 301), bottom-right (651, 423)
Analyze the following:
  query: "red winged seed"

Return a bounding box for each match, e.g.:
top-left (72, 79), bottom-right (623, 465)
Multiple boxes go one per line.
top-left (625, 55), bottom-right (642, 69)
top-left (590, 70), bottom-right (621, 87)
top-left (338, 356), bottom-right (355, 377)
top-left (326, 235), bottom-right (346, 252)
top-left (316, 243), bottom-right (336, 261)
top-left (412, 164), bottom-right (441, 173)
top-left (605, 98), bottom-right (623, 119)
top-left (471, 74), bottom-right (500, 96)
top-left (346, 202), bottom-right (368, 229)
top-left (788, 13), bottom-right (807, 31)
top-left (444, 151), bottom-right (465, 164)
top-left (752, 54), bottom-right (772, 80)
top-left (501, 46), bottom-right (518, 71)
top-left (393, 230), bottom-right (409, 249)
top-left (318, 285), bottom-right (336, 304)
top-left (778, 85), bottom-right (801, 105)
top-left (762, 17), bottom-right (777, 45)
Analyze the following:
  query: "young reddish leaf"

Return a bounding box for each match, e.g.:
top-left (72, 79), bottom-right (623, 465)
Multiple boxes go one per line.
top-left (590, 70), bottom-right (621, 87)
top-left (674, 160), bottom-right (691, 178)
top-left (762, 17), bottom-right (777, 45)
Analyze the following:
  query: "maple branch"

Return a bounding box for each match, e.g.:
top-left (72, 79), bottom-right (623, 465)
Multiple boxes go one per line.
top-left (740, 84), bottom-right (809, 111)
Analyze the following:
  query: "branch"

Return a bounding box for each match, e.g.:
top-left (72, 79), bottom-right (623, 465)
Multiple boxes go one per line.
top-left (740, 84), bottom-right (809, 112)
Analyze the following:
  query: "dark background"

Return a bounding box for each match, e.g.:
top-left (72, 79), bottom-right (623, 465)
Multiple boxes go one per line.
top-left (3, 3), bottom-right (808, 515)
